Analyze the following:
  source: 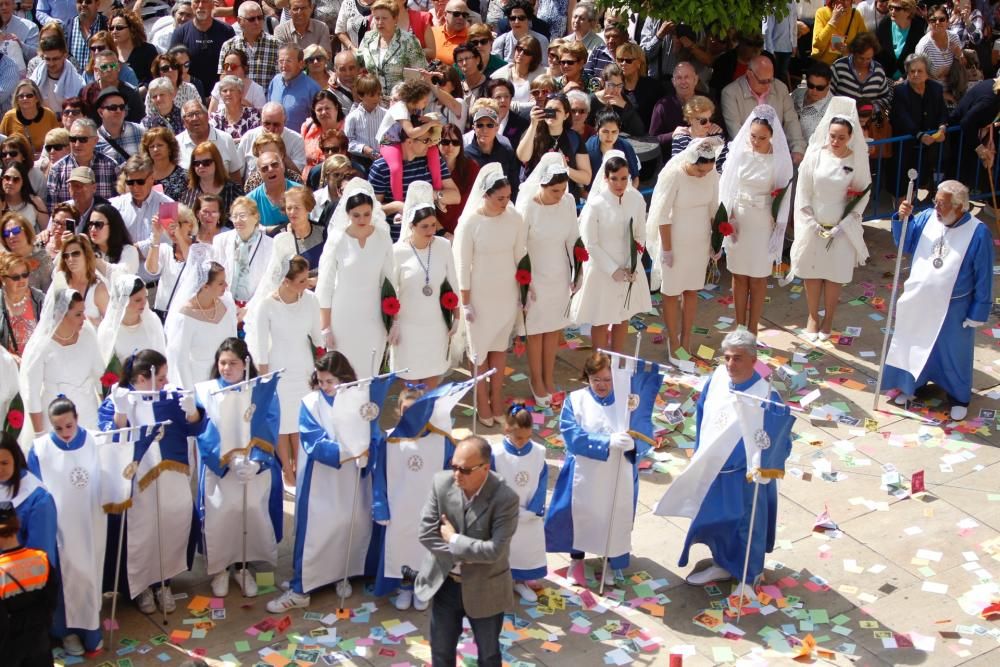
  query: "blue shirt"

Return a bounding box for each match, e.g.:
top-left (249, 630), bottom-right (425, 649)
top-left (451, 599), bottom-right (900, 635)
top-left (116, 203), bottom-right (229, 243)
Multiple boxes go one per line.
top-left (266, 73), bottom-right (321, 132)
top-left (248, 180), bottom-right (297, 228)
top-left (585, 136), bottom-right (640, 187)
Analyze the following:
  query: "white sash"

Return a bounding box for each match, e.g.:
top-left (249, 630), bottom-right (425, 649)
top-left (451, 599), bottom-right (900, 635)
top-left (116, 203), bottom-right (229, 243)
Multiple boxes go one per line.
top-left (886, 214), bottom-right (979, 378)
top-left (328, 385), bottom-right (371, 461)
top-left (3, 472), bottom-right (43, 508)
top-left (654, 366), bottom-right (768, 518)
top-left (491, 442), bottom-right (547, 573)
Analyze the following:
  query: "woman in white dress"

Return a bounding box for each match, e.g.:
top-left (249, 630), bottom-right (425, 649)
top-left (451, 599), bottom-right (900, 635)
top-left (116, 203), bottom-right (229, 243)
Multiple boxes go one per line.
top-left (515, 153), bottom-right (578, 408)
top-left (164, 243), bottom-right (238, 389)
top-left (718, 105), bottom-right (794, 334)
top-left (146, 205), bottom-right (198, 319)
top-left (789, 97), bottom-right (872, 341)
top-left (571, 150), bottom-right (651, 354)
top-left (316, 179), bottom-right (395, 379)
top-left (454, 163), bottom-right (528, 427)
top-left (212, 197), bottom-right (275, 317)
top-left (97, 273), bottom-right (167, 370)
top-left (390, 181), bottom-right (459, 388)
top-left (246, 232), bottom-right (324, 489)
top-left (56, 235), bottom-right (109, 327)
top-left (20, 287), bottom-right (104, 436)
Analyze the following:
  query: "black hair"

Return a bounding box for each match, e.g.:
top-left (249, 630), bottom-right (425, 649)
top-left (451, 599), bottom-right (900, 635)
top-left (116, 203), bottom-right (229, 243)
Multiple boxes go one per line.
top-left (453, 43), bottom-right (482, 70)
top-left (88, 203), bottom-right (134, 264)
top-left (604, 155), bottom-right (629, 176)
top-left (485, 177), bottom-right (511, 196)
top-left (409, 205), bottom-right (437, 226)
top-left (504, 0), bottom-right (535, 20)
top-left (829, 117), bottom-right (854, 135)
top-left (751, 117), bottom-right (773, 133)
top-left (121, 349), bottom-right (168, 388)
top-left (345, 192), bottom-right (374, 212)
top-left (541, 171), bottom-right (571, 187)
top-left (48, 396), bottom-right (78, 420)
top-left (486, 78), bottom-right (515, 98)
top-left (310, 350), bottom-right (358, 389)
top-left (310, 89), bottom-right (344, 127)
top-left (0, 432), bottom-right (27, 500)
top-left (128, 276), bottom-right (145, 297)
top-left (806, 61), bottom-right (834, 82)
top-left (594, 109), bottom-right (622, 130)
top-left (505, 403), bottom-right (533, 429)
top-left (210, 337), bottom-right (259, 381)
top-left (694, 155), bottom-right (717, 165)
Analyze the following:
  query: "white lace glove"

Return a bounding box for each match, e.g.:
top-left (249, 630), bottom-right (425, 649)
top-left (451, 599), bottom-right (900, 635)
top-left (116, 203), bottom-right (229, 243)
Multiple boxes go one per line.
top-left (387, 321), bottom-right (401, 346)
top-left (609, 432), bottom-right (634, 452)
top-left (355, 454), bottom-right (369, 469)
top-left (232, 456), bottom-right (260, 483)
top-left (111, 385), bottom-right (131, 414)
top-left (321, 327), bottom-right (335, 348)
top-left (750, 469), bottom-right (773, 485)
top-left (962, 319), bottom-right (986, 328)
top-left (462, 304), bottom-right (476, 324)
top-left (611, 268), bottom-right (630, 282)
top-left (660, 250), bottom-right (673, 268)
top-left (180, 391), bottom-right (197, 416)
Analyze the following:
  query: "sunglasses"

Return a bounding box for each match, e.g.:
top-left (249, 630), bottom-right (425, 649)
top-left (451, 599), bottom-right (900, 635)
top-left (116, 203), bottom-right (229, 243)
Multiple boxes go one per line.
top-left (63, 249), bottom-right (84, 258)
top-left (46, 144), bottom-right (68, 152)
top-left (470, 38), bottom-right (490, 47)
top-left (439, 139), bottom-right (461, 146)
top-left (2, 174), bottom-right (22, 182)
top-left (109, 24), bottom-right (128, 31)
top-left (63, 108), bottom-right (83, 117)
top-left (240, 14), bottom-right (263, 21)
top-left (16, 92), bottom-right (36, 100)
top-left (930, 16), bottom-right (948, 23)
top-left (570, 108), bottom-right (588, 115)
top-left (101, 103), bottom-right (127, 112)
top-left (98, 62), bottom-right (119, 72)
top-left (89, 45), bottom-right (103, 52)
top-left (559, 59), bottom-right (578, 67)
top-left (159, 64), bottom-right (180, 73)
top-left (806, 82), bottom-right (828, 91)
top-left (125, 177), bottom-right (148, 186)
top-left (305, 56), bottom-right (326, 64)
top-left (475, 121), bottom-right (496, 129)
top-left (178, 61), bottom-right (191, 69)
top-left (1, 226), bottom-right (22, 237)
top-left (0, 150), bottom-right (19, 158)
top-left (448, 10), bottom-right (469, 17)
top-left (3, 271), bottom-right (30, 281)
top-left (192, 158), bottom-right (214, 167)
top-left (508, 14), bottom-right (527, 21)
top-left (222, 62), bottom-right (242, 71)
top-left (321, 145), bottom-right (340, 154)
top-left (617, 57), bottom-right (636, 65)
top-left (692, 117), bottom-right (710, 125)
top-left (88, 220), bottom-right (106, 230)
top-left (450, 462), bottom-right (486, 475)
top-left (260, 163), bottom-right (282, 172)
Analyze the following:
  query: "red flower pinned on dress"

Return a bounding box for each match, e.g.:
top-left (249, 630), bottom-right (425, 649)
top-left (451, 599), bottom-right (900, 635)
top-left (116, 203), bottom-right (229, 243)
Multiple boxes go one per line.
top-left (440, 291), bottom-right (459, 310)
top-left (100, 371), bottom-right (119, 388)
top-left (718, 221), bottom-right (735, 236)
top-left (381, 297), bottom-right (401, 316)
top-left (315, 347), bottom-right (327, 358)
top-left (5, 409), bottom-right (23, 430)
top-left (846, 189), bottom-right (864, 199)
top-left (515, 269), bottom-right (532, 286)
top-left (573, 245), bottom-right (589, 263)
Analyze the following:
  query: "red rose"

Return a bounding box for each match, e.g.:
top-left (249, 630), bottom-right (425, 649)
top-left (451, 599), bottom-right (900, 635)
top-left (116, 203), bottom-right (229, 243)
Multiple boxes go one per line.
top-left (515, 269), bottom-right (532, 286)
top-left (315, 347), bottom-right (327, 358)
top-left (846, 189), bottom-right (862, 199)
top-left (635, 242), bottom-right (645, 254)
top-left (381, 297), bottom-right (401, 316)
top-left (100, 371), bottom-right (119, 388)
top-left (440, 291), bottom-right (459, 309)
top-left (573, 246), bottom-right (590, 262)
top-left (5, 409), bottom-right (23, 429)
top-left (771, 189), bottom-right (782, 198)
top-left (718, 222), bottom-right (734, 236)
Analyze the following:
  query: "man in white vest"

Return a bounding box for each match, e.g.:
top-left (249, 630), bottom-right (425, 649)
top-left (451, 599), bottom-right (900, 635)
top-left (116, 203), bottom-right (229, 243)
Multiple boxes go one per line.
top-left (655, 330), bottom-right (794, 592)
top-left (882, 180), bottom-right (994, 421)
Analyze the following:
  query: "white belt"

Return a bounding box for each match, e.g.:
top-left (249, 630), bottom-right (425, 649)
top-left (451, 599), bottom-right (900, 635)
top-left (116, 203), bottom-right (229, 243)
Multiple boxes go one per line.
top-left (734, 192), bottom-right (768, 208)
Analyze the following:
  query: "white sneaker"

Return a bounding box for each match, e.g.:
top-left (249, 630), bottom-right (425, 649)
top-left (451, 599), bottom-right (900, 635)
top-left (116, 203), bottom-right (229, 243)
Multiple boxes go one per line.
top-left (816, 332), bottom-right (830, 342)
top-left (413, 594), bottom-right (429, 611)
top-left (157, 586), bottom-right (176, 613)
top-left (394, 587), bottom-right (413, 610)
top-left (62, 634), bottom-right (84, 656)
top-left (513, 582), bottom-right (537, 602)
top-left (137, 587), bottom-right (156, 614)
top-left (734, 581), bottom-right (758, 604)
top-left (235, 568), bottom-right (257, 597)
top-left (335, 578), bottom-right (352, 599)
top-left (951, 405), bottom-right (968, 421)
top-left (893, 392), bottom-right (913, 406)
top-left (686, 564), bottom-right (732, 586)
top-left (211, 570), bottom-right (230, 597)
top-left (266, 590), bottom-right (310, 613)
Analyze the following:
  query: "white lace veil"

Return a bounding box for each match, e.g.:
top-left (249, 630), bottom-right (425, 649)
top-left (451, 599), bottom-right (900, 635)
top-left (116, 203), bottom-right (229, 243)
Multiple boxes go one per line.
top-left (18, 277), bottom-right (87, 384)
top-left (718, 104), bottom-right (794, 265)
top-left (588, 149), bottom-right (638, 203)
top-left (96, 272), bottom-right (165, 366)
top-left (163, 242), bottom-right (216, 343)
top-left (515, 152), bottom-right (570, 210)
top-left (646, 137), bottom-right (724, 291)
top-left (808, 95), bottom-right (871, 178)
top-left (398, 181), bottom-right (436, 245)
top-left (456, 163), bottom-right (511, 229)
top-left (244, 231), bottom-right (296, 354)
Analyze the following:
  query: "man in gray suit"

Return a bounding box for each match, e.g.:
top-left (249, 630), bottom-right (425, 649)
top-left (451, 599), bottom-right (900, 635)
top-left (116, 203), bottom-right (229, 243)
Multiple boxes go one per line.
top-left (415, 436), bottom-right (520, 667)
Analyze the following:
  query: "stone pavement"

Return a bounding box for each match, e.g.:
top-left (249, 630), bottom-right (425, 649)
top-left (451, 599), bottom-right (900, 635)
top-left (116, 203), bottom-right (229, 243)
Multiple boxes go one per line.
top-left (66, 210), bottom-right (1000, 666)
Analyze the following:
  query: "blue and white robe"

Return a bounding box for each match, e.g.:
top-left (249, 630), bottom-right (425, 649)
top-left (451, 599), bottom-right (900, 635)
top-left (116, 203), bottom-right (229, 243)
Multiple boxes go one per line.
top-left (3, 469), bottom-right (58, 570)
top-left (194, 376), bottom-right (282, 575)
top-left (97, 387), bottom-right (203, 598)
top-left (655, 367), bottom-right (794, 583)
top-left (491, 438), bottom-right (548, 581)
top-left (882, 210), bottom-right (994, 404)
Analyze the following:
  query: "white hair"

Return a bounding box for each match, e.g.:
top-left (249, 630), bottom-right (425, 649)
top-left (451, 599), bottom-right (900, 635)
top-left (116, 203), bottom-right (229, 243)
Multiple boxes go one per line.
top-left (147, 77), bottom-right (175, 96)
top-left (937, 180), bottom-right (970, 212)
top-left (721, 329), bottom-right (757, 353)
top-left (566, 89), bottom-right (590, 112)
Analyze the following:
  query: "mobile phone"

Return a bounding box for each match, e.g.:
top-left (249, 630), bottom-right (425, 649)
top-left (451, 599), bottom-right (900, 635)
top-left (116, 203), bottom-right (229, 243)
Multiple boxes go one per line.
top-left (158, 201), bottom-right (178, 227)
top-left (543, 108), bottom-right (557, 119)
top-left (403, 67), bottom-right (422, 82)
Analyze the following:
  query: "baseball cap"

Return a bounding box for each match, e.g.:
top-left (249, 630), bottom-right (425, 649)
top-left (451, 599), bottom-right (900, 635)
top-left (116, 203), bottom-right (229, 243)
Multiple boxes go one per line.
top-left (68, 166), bottom-right (96, 184)
top-left (473, 107), bottom-right (499, 123)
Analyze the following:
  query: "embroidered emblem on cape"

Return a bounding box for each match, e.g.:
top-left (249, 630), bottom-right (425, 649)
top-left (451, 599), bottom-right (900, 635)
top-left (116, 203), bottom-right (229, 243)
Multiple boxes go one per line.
top-left (407, 454), bottom-right (423, 472)
top-left (69, 466), bottom-right (90, 488)
top-left (754, 428), bottom-right (771, 450)
top-left (359, 401), bottom-right (380, 421)
top-left (243, 404), bottom-right (256, 422)
top-left (713, 410), bottom-right (729, 429)
top-left (123, 461), bottom-right (138, 480)
top-left (627, 394), bottom-right (640, 411)
top-left (514, 470), bottom-right (530, 487)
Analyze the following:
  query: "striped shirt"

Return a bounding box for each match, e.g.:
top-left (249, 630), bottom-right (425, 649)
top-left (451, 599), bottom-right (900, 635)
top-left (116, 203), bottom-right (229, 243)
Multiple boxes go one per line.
top-left (65, 13), bottom-right (108, 72)
top-left (96, 122), bottom-right (144, 165)
top-left (46, 152), bottom-right (120, 209)
top-left (369, 155), bottom-right (451, 241)
top-left (831, 55), bottom-right (893, 115)
top-left (915, 31), bottom-right (962, 79)
top-left (217, 33), bottom-right (282, 91)
top-left (345, 104), bottom-right (387, 155)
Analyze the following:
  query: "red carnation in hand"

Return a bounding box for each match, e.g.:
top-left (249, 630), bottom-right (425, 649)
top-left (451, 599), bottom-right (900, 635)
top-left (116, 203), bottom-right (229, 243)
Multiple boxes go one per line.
top-left (846, 189), bottom-right (863, 199)
top-left (381, 296), bottom-right (401, 316)
top-left (315, 347), bottom-right (327, 358)
top-left (100, 371), bottom-right (119, 388)
top-left (635, 241), bottom-right (645, 254)
top-left (440, 291), bottom-right (459, 309)
top-left (515, 269), bottom-right (532, 286)
top-left (5, 409), bottom-right (23, 430)
top-left (573, 245), bottom-right (589, 262)
top-left (771, 188), bottom-right (782, 198)
top-left (718, 221), bottom-right (734, 237)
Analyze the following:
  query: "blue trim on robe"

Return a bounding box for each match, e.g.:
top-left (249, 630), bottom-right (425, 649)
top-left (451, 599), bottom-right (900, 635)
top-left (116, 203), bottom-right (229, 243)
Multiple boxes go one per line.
top-left (883, 211), bottom-right (995, 404)
top-left (5, 471), bottom-right (58, 571)
top-left (678, 372), bottom-right (795, 583)
top-left (496, 438), bottom-right (549, 580)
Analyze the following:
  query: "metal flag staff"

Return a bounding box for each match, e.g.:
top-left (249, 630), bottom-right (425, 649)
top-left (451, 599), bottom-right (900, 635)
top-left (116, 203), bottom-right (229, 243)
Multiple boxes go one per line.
top-left (873, 168), bottom-right (919, 412)
top-left (470, 353), bottom-right (480, 436)
top-left (150, 366), bottom-right (168, 628)
top-left (597, 332), bottom-right (641, 595)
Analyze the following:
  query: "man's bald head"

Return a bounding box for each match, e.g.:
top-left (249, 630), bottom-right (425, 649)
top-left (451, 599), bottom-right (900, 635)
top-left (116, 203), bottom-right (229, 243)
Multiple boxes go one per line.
top-left (445, 0), bottom-right (469, 31)
top-left (747, 56), bottom-right (773, 94)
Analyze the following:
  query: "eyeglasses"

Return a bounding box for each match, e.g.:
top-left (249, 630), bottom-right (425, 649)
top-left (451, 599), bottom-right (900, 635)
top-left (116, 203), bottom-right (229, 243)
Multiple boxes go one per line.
top-left (617, 57), bottom-right (636, 65)
top-left (125, 177), bottom-right (147, 186)
top-left (475, 122), bottom-right (496, 129)
top-left (46, 144), bottom-right (68, 152)
top-left (192, 158), bottom-right (214, 167)
top-left (231, 212), bottom-right (252, 221)
top-left (470, 38), bottom-right (490, 47)
top-left (63, 108), bottom-right (83, 117)
top-left (508, 14), bottom-right (527, 21)
top-left (439, 139), bottom-right (461, 146)
top-left (183, 111), bottom-right (205, 120)
top-left (305, 56), bottom-right (326, 64)
top-left (89, 45), bottom-right (103, 52)
top-left (930, 16), bottom-right (948, 23)
top-left (15, 92), bottom-right (36, 100)
top-left (321, 145), bottom-right (340, 154)
top-left (101, 103), bottom-right (126, 112)
top-left (159, 64), bottom-right (180, 73)
top-left (223, 62), bottom-right (241, 70)
top-left (2, 174), bottom-right (22, 182)
top-left (450, 462), bottom-right (486, 475)
top-left (448, 10), bottom-right (469, 17)
top-left (98, 62), bottom-right (119, 72)
top-left (3, 271), bottom-right (30, 281)
top-left (1, 226), bottom-right (22, 237)
top-left (692, 117), bottom-right (710, 125)
top-left (559, 59), bottom-right (578, 67)
top-left (571, 108), bottom-right (588, 115)
top-left (888, 4), bottom-right (904, 10)
top-left (88, 220), bottom-right (106, 230)
top-left (109, 24), bottom-right (128, 31)
top-left (0, 150), bottom-right (19, 158)
top-left (260, 162), bottom-right (282, 172)
top-left (604, 81), bottom-right (624, 89)
top-left (806, 82), bottom-right (828, 91)
top-left (240, 14), bottom-right (264, 21)
top-left (63, 249), bottom-right (83, 258)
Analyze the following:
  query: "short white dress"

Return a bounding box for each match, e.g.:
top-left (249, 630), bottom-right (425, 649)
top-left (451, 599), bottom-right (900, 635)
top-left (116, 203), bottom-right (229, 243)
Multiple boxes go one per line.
top-left (166, 306), bottom-right (238, 390)
top-left (21, 327), bottom-right (104, 431)
top-left (657, 169), bottom-right (720, 296)
top-left (390, 237), bottom-right (459, 380)
top-left (247, 291), bottom-right (323, 434)
top-left (725, 153), bottom-right (775, 278)
top-left (571, 189), bottom-right (652, 324)
top-left (453, 208), bottom-right (528, 362)
top-left (518, 193), bottom-right (579, 335)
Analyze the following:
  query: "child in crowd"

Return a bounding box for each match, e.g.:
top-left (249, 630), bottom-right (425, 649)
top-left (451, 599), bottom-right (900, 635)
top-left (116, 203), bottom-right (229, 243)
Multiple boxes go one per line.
top-left (344, 75), bottom-right (388, 163)
top-left (375, 80), bottom-right (443, 202)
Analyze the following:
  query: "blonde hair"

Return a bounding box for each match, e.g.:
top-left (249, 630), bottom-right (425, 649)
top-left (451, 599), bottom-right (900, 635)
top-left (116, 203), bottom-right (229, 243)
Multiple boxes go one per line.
top-left (229, 196), bottom-right (260, 221)
top-left (682, 95), bottom-right (715, 120)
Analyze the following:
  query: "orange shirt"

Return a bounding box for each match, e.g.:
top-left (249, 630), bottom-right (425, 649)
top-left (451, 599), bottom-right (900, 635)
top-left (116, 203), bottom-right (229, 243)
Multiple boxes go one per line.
top-left (431, 26), bottom-right (468, 66)
top-left (0, 547), bottom-right (50, 599)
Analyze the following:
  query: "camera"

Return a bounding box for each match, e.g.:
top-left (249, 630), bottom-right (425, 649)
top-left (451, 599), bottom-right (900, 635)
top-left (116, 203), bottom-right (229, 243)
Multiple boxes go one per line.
top-left (431, 74), bottom-right (443, 85)
top-left (543, 108), bottom-right (557, 119)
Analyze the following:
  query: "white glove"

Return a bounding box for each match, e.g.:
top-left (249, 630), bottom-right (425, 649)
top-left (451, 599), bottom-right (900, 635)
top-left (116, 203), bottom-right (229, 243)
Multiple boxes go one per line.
top-left (751, 470), bottom-right (773, 485)
top-left (611, 268), bottom-right (630, 283)
top-left (355, 454), bottom-right (369, 469)
top-left (321, 327), bottom-right (335, 348)
top-left (387, 321), bottom-right (401, 346)
top-left (462, 304), bottom-right (476, 324)
top-left (180, 391), bottom-right (197, 416)
top-left (660, 250), bottom-right (673, 268)
top-left (609, 432), bottom-right (634, 452)
top-left (111, 385), bottom-right (131, 414)
top-left (375, 519), bottom-right (389, 526)
top-left (232, 456), bottom-right (260, 483)
top-left (962, 319), bottom-right (986, 328)
top-left (827, 225), bottom-right (842, 238)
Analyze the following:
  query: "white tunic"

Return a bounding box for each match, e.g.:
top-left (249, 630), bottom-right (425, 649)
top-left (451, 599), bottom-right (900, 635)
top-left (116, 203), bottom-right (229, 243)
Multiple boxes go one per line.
top-left (725, 153), bottom-right (775, 278)
top-left (571, 190), bottom-right (652, 324)
top-left (246, 291), bottom-right (323, 434)
top-left (453, 208), bottom-right (528, 361)
top-left (21, 327), bottom-right (103, 432)
top-left (490, 440), bottom-right (547, 575)
top-left (166, 306), bottom-right (238, 390)
top-left (322, 230), bottom-right (394, 377)
top-left (517, 194), bottom-right (579, 335)
top-left (389, 238), bottom-right (459, 380)
top-left (655, 169), bottom-right (720, 296)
